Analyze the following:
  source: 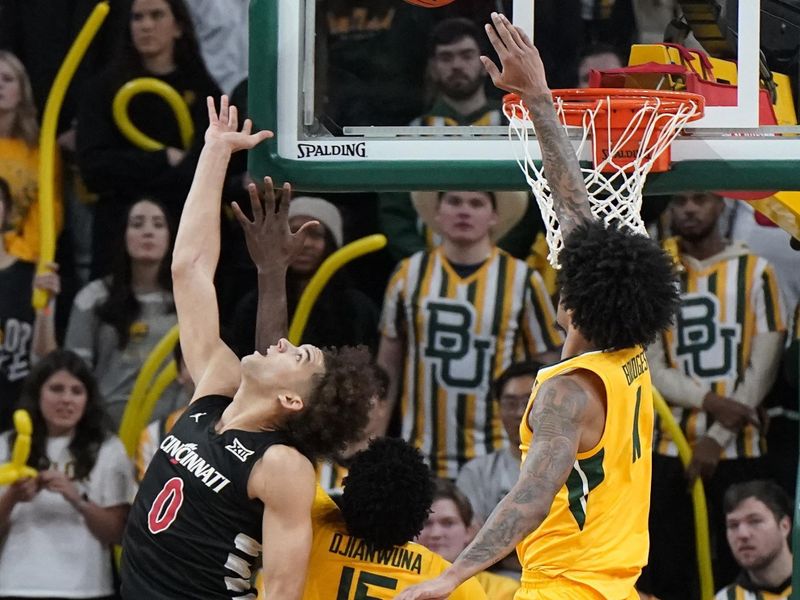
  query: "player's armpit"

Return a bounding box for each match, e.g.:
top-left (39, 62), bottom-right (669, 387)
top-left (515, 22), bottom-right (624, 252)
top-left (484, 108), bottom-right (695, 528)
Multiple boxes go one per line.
top-left (189, 343), bottom-right (241, 402)
top-left (252, 445), bottom-right (316, 600)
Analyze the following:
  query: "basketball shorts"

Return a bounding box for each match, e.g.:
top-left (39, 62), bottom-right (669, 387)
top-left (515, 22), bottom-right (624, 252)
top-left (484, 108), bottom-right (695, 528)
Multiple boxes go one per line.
top-left (516, 578), bottom-right (640, 600)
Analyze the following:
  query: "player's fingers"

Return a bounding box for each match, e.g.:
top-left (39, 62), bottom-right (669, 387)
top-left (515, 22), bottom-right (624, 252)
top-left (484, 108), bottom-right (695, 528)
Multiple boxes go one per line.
top-left (294, 220), bottom-right (320, 239)
top-left (500, 14), bottom-right (526, 49)
top-left (480, 56), bottom-right (502, 83)
top-left (230, 201), bottom-right (250, 227)
top-left (219, 95), bottom-right (229, 123)
top-left (245, 183), bottom-right (262, 223)
top-left (484, 21), bottom-right (508, 57)
top-left (259, 128), bottom-right (274, 139)
top-left (262, 177), bottom-right (276, 216)
top-left (206, 96), bottom-right (217, 123)
top-left (492, 12), bottom-right (521, 53)
top-left (228, 104), bottom-right (238, 131)
top-left (251, 127), bottom-right (274, 144)
top-left (514, 24), bottom-right (535, 48)
top-left (278, 182), bottom-right (292, 217)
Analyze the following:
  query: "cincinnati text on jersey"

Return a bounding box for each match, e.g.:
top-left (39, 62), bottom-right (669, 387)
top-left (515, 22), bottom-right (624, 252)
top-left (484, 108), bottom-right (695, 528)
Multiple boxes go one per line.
top-left (159, 435), bottom-right (231, 493)
top-left (328, 532), bottom-right (423, 574)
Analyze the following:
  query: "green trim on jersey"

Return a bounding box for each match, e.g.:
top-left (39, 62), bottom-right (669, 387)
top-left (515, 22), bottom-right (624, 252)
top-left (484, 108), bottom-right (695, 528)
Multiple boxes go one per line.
top-left (566, 449), bottom-right (606, 530)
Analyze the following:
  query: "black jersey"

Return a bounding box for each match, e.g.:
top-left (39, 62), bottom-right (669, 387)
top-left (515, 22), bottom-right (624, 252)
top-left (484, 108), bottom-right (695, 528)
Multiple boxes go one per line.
top-left (0, 260), bottom-right (35, 430)
top-left (121, 395), bottom-right (293, 599)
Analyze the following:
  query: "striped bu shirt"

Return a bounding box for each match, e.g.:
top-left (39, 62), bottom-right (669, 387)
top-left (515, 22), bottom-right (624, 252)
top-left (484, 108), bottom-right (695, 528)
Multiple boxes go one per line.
top-left (381, 247), bottom-right (562, 478)
top-left (714, 572), bottom-right (791, 600)
top-left (654, 241), bottom-right (786, 459)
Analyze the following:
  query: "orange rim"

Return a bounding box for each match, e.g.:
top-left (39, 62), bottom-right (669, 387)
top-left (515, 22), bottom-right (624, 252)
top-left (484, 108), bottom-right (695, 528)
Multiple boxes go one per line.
top-left (503, 89), bottom-right (705, 125)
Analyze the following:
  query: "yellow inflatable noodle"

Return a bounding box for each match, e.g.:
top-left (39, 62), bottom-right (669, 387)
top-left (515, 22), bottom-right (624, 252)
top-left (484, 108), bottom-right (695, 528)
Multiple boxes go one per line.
top-left (11, 410), bottom-right (34, 470)
top-left (289, 234), bottom-right (387, 345)
top-left (118, 325), bottom-right (179, 456)
top-left (0, 409), bottom-right (37, 485)
top-left (652, 389), bottom-right (714, 600)
top-left (34, 2), bottom-right (110, 309)
top-left (12, 409), bottom-right (32, 437)
top-left (112, 78), bottom-right (194, 151)
top-left (119, 360), bottom-right (178, 458)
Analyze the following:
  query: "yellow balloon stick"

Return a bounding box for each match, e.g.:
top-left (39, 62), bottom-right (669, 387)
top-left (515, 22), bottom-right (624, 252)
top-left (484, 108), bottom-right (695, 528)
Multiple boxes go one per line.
top-left (118, 324), bottom-right (179, 454)
top-left (0, 410), bottom-right (37, 485)
top-left (120, 360), bottom-right (178, 458)
top-left (652, 388), bottom-right (715, 599)
top-left (288, 234), bottom-right (387, 345)
top-left (112, 78), bottom-right (194, 151)
top-left (34, 2), bottom-right (110, 310)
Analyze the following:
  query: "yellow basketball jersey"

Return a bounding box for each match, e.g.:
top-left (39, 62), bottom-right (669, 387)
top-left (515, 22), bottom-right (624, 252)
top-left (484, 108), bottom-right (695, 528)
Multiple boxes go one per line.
top-left (517, 347), bottom-right (653, 598)
top-left (302, 489), bottom-right (487, 600)
top-left (474, 570), bottom-right (519, 600)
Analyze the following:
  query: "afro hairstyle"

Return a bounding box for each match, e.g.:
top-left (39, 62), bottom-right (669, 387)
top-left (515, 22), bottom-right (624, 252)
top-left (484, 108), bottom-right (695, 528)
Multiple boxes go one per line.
top-left (557, 220), bottom-right (680, 350)
top-left (340, 438), bottom-right (434, 551)
top-left (283, 345), bottom-right (378, 461)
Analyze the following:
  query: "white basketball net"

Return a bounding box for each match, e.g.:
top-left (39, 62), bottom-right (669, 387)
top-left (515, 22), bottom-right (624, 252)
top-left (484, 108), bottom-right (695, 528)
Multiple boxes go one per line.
top-left (504, 94), bottom-right (701, 267)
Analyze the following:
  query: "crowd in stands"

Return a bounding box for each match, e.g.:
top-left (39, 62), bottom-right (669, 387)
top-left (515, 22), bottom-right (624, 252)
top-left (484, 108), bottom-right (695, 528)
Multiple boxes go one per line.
top-left (0, 1), bottom-right (799, 599)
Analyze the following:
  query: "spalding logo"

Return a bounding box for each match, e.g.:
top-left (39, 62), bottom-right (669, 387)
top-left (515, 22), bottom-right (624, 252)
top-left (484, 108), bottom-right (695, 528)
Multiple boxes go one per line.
top-left (297, 142), bottom-right (367, 159)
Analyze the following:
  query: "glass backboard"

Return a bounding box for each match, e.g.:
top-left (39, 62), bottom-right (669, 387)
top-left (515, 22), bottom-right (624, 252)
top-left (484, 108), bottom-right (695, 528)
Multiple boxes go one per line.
top-left (247, 0), bottom-right (800, 196)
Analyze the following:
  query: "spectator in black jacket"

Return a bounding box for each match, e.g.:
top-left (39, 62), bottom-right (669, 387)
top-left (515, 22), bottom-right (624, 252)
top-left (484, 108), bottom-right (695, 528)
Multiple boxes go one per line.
top-left (76, 0), bottom-right (221, 277)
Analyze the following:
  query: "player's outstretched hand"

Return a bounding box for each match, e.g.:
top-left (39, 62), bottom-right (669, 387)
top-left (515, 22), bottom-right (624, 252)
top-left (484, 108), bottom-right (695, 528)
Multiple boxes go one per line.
top-left (481, 12), bottom-right (548, 99)
top-left (231, 177), bottom-right (321, 271)
top-left (204, 95), bottom-right (272, 152)
top-left (394, 575), bottom-right (456, 600)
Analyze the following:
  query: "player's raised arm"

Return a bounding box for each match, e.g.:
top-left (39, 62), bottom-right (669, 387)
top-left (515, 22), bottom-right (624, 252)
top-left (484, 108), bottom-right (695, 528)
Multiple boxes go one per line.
top-left (231, 180), bottom-right (320, 352)
top-left (395, 373), bottom-right (597, 600)
top-left (171, 96), bottom-right (272, 386)
top-left (481, 12), bottom-right (592, 236)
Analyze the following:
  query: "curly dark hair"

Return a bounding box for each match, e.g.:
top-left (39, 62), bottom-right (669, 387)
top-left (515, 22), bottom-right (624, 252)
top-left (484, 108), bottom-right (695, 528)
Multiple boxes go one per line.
top-left (10, 350), bottom-right (107, 481)
top-left (283, 346), bottom-right (378, 460)
top-left (340, 438), bottom-right (434, 550)
top-left (558, 220), bottom-right (680, 350)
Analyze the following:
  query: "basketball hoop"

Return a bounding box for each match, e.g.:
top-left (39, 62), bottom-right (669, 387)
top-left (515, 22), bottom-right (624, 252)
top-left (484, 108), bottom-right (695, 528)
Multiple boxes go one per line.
top-left (503, 88), bottom-right (705, 267)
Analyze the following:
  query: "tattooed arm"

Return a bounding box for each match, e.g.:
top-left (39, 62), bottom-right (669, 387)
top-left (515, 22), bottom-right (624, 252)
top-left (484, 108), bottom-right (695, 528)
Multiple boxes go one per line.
top-left (394, 374), bottom-right (595, 600)
top-left (481, 12), bottom-right (592, 236)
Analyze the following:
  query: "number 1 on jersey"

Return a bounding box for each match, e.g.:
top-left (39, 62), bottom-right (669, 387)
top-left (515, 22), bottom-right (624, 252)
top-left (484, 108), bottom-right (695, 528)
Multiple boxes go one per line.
top-left (632, 386), bottom-right (642, 463)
